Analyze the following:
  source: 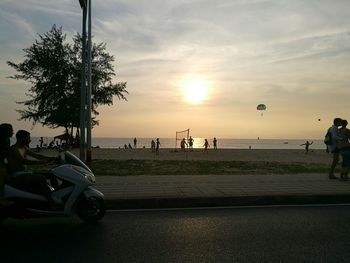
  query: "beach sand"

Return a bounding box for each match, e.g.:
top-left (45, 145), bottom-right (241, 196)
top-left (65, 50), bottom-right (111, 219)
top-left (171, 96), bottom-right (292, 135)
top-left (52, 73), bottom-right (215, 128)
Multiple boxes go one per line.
top-left (58, 148), bottom-right (332, 165)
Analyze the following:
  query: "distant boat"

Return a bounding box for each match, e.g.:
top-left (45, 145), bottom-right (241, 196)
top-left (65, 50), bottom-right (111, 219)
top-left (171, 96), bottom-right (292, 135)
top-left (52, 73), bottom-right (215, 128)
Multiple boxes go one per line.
top-left (283, 142), bottom-right (288, 144)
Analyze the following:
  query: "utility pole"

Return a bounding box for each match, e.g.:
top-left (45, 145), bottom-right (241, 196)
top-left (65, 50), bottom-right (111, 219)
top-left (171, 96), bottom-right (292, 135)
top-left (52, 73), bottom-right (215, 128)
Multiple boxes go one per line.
top-left (78, 0), bottom-right (92, 163)
top-left (79, 0), bottom-right (87, 161)
top-left (86, 0), bottom-right (92, 163)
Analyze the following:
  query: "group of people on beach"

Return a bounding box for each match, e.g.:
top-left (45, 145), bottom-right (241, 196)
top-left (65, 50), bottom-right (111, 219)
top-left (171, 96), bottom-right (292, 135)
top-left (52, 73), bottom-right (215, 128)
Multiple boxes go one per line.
top-left (151, 138), bottom-right (161, 154)
top-left (123, 138), bottom-right (139, 149)
top-left (36, 135), bottom-right (74, 152)
top-left (127, 136), bottom-right (219, 153)
top-left (327, 118), bottom-right (350, 181)
top-left (0, 124), bottom-right (60, 208)
top-left (180, 136), bottom-right (194, 150)
top-left (179, 136), bottom-right (218, 151)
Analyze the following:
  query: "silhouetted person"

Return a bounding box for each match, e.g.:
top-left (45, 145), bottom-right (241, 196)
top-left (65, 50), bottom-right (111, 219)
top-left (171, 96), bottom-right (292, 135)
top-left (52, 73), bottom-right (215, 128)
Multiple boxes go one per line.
top-left (7, 130), bottom-right (59, 209)
top-left (156, 138), bottom-right (161, 155)
top-left (180, 138), bottom-right (188, 151)
top-left (203, 139), bottom-right (210, 151)
top-left (188, 136), bottom-right (194, 150)
top-left (213, 137), bottom-right (217, 150)
top-left (151, 140), bottom-right (155, 152)
top-left (300, 140), bottom-right (313, 154)
top-left (133, 137), bottom-right (137, 148)
top-left (0, 123), bottom-right (13, 206)
top-left (338, 119), bottom-right (350, 181)
top-left (48, 140), bottom-right (54, 149)
top-left (39, 136), bottom-right (44, 148)
top-left (328, 118), bottom-right (343, 179)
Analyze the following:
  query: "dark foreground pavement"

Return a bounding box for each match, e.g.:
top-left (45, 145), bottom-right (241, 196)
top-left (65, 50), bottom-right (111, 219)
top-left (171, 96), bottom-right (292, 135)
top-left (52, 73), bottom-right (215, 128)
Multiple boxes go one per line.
top-left (94, 173), bottom-right (350, 209)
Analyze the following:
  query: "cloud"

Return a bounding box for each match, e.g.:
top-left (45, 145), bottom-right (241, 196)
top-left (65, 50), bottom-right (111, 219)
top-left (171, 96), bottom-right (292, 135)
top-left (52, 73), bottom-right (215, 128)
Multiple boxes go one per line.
top-left (0, 9), bottom-right (36, 38)
top-left (1, 0), bottom-right (79, 17)
top-left (2, 0), bottom-right (350, 138)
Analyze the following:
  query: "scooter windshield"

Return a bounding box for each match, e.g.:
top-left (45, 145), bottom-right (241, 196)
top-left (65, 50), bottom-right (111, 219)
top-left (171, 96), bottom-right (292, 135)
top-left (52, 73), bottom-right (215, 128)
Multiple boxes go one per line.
top-left (64, 151), bottom-right (92, 173)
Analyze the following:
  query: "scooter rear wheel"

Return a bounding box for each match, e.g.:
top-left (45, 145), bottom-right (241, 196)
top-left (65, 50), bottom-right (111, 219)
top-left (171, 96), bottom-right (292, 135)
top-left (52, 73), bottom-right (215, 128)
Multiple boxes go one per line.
top-left (76, 196), bottom-right (105, 223)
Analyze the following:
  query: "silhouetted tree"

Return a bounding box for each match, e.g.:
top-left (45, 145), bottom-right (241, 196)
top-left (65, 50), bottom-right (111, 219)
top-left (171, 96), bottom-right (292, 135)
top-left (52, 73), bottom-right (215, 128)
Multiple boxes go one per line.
top-left (7, 25), bottom-right (127, 138)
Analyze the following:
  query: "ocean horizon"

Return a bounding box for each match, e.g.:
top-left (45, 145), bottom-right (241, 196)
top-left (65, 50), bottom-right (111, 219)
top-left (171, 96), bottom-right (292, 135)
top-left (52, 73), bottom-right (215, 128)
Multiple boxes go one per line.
top-left (28, 137), bottom-right (326, 150)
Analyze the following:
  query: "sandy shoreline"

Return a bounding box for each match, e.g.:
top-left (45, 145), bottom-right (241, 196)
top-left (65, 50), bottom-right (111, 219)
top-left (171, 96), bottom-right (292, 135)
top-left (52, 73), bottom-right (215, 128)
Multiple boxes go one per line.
top-left (46, 148), bottom-right (333, 165)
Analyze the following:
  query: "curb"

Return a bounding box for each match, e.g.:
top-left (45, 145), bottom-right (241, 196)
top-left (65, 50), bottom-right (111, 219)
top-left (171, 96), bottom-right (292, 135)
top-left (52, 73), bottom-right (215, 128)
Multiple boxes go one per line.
top-left (104, 194), bottom-right (350, 210)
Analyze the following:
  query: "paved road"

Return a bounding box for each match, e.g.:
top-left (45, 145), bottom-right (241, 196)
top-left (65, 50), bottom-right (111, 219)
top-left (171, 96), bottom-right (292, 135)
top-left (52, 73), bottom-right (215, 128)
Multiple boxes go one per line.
top-left (2, 204), bottom-right (350, 262)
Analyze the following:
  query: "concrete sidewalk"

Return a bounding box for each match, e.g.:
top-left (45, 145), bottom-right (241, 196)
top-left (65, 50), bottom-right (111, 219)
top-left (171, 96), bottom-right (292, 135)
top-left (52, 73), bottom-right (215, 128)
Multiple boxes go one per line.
top-left (95, 174), bottom-right (350, 209)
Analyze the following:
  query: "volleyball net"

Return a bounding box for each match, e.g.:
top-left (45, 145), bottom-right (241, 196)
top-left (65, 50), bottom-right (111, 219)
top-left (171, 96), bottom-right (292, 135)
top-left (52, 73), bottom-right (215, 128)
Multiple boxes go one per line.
top-left (174, 128), bottom-right (190, 150)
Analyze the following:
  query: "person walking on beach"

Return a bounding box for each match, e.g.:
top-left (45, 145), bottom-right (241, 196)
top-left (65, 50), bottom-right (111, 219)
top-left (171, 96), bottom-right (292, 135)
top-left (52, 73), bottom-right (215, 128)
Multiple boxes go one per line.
top-left (327, 118), bottom-right (343, 179)
top-left (188, 136), bottom-right (194, 150)
top-left (213, 137), bottom-right (218, 150)
top-left (300, 140), bottom-right (313, 154)
top-left (156, 138), bottom-right (161, 155)
top-left (133, 137), bottom-right (137, 148)
top-left (203, 139), bottom-right (210, 151)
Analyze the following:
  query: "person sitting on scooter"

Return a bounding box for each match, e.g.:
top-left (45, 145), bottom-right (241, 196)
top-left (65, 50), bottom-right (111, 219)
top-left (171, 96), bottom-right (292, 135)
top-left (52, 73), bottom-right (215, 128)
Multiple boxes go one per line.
top-left (7, 130), bottom-right (59, 209)
top-left (0, 123), bottom-right (14, 206)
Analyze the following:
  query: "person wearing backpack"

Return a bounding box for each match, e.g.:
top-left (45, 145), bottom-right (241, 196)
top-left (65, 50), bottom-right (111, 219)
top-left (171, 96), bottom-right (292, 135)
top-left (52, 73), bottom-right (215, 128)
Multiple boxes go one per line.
top-left (328, 118), bottom-right (343, 179)
top-left (337, 119), bottom-right (350, 181)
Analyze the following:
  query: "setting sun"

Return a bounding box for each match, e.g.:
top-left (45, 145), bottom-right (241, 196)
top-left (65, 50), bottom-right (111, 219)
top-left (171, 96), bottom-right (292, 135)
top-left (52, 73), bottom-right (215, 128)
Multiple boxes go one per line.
top-left (182, 78), bottom-right (208, 104)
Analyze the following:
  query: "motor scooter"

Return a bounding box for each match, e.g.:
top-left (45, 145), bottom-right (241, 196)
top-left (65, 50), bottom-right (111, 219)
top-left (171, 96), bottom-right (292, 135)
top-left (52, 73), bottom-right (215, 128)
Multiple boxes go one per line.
top-left (0, 151), bottom-right (105, 223)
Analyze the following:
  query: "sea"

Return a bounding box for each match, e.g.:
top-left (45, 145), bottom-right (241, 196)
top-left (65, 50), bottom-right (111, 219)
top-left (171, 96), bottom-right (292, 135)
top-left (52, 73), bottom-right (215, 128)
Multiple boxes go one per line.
top-left (28, 137), bottom-right (326, 150)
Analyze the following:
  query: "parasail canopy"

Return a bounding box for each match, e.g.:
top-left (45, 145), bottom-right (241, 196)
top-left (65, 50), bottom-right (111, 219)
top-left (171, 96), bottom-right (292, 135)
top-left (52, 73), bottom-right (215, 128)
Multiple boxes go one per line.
top-left (257, 104), bottom-right (266, 111)
top-left (257, 104), bottom-right (266, 116)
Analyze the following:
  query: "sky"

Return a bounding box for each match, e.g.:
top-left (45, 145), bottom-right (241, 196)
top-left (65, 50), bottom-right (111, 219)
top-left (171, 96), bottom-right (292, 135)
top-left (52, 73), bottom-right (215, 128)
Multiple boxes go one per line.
top-left (1, 0), bottom-right (350, 139)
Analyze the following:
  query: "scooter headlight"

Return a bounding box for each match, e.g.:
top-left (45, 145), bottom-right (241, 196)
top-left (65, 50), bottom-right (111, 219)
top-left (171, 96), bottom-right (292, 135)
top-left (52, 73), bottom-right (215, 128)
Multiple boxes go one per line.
top-left (72, 166), bottom-right (95, 183)
top-left (84, 173), bottom-right (95, 183)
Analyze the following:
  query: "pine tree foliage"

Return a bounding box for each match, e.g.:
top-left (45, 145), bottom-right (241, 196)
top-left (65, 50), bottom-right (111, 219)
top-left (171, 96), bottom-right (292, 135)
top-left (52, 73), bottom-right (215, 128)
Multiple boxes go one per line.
top-left (7, 25), bottom-right (127, 136)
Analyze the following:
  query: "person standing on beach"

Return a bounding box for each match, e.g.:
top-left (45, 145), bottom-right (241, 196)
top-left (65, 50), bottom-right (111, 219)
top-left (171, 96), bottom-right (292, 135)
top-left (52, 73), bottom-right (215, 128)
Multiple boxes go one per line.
top-left (188, 136), bottom-right (194, 150)
top-left (213, 137), bottom-right (217, 150)
top-left (156, 138), bottom-right (161, 155)
top-left (300, 140), bottom-right (313, 154)
top-left (151, 140), bottom-right (156, 152)
top-left (39, 136), bottom-right (44, 149)
top-left (133, 137), bottom-right (137, 148)
top-left (180, 138), bottom-right (188, 151)
top-left (328, 118), bottom-right (343, 179)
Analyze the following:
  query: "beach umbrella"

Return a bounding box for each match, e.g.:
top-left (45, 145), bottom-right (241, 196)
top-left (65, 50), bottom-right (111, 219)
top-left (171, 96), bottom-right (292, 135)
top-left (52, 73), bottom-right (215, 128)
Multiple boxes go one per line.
top-left (257, 103), bottom-right (266, 116)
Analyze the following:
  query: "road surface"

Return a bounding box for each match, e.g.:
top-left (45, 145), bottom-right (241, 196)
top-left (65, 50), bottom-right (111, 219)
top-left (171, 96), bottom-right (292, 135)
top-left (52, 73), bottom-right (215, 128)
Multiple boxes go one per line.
top-left (2, 204), bottom-right (350, 262)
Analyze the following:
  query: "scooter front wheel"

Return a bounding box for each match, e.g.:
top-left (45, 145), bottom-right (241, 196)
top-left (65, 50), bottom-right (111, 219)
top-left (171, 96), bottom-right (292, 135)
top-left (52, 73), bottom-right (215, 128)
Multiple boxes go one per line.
top-left (76, 196), bottom-right (105, 223)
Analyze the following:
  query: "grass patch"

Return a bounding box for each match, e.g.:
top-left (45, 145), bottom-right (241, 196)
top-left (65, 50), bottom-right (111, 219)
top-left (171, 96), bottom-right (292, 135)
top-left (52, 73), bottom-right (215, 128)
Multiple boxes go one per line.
top-left (90, 160), bottom-right (330, 176)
